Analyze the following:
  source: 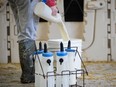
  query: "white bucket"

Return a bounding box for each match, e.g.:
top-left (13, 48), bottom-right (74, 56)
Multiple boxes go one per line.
top-left (42, 52), bottom-right (54, 87)
top-left (56, 51), bottom-right (69, 87)
top-left (48, 39), bottom-right (82, 52)
top-left (34, 50), bottom-right (43, 87)
top-left (34, 2), bottom-right (62, 23)
top-left (35, 51), bottom-right (54, 87)
top-left (65, 49), bottom-right (77, 85)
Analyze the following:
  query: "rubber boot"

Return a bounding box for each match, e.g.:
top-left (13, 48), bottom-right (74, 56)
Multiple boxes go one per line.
top-left (19, 39), bottom-right (36, 83)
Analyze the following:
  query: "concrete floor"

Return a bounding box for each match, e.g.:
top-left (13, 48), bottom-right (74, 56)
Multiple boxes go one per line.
top-left (0, 62), bottom-right (116, 87)
top-left (84, 62), bottom-right (116, 87)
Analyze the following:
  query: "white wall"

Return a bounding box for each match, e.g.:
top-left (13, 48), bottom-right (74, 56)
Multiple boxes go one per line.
top-left (0, 0), bottom-right (116, 63)
top-left (0, 2), bottom-right (8, 63)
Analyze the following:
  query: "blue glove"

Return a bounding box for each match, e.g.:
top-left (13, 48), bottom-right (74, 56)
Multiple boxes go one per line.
top-left (42, 0), bottom-right (47, 3)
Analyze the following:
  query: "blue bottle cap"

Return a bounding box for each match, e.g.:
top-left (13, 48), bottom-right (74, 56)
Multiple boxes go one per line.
top-left (56, 51), bottom-right (67, 56)
top-left (42, 52), bottom-right (53, 57)
top-left (65, 48), bottom-right (75, 52)
top-left (42, 0), bottom-right (47, 3)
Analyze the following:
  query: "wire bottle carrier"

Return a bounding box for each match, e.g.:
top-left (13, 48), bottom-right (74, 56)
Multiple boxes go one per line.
top-left (45, 69), bottom-right (86, 87)
top-left (34, 41), bottom-right (88, 87)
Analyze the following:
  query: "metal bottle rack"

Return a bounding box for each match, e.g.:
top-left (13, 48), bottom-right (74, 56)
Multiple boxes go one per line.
top-left (45, 69), bottom-right (86, 87)
top-left (35, 45), bottom-right (88, 87)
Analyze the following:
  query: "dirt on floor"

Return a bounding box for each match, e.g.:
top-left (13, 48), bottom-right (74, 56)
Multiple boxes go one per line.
top-left (0, 62), bottom-right (116, 87)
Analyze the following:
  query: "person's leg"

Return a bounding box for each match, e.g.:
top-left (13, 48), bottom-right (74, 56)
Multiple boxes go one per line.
top-left (19, 39), bottom-right (35, 83)
top-left (8, 0), bottom-right (38, 83)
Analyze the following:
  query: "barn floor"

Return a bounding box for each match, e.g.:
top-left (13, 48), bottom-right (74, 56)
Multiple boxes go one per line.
top-left (0, 62), bottom-right (116, 87)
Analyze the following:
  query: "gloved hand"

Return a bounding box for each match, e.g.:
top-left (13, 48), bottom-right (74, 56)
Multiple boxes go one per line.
top-left (50, 5), bottom-right (58, 16)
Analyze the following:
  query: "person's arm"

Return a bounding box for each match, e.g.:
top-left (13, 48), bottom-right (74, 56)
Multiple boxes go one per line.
top-left (46, 0), bottom-right (58, 16)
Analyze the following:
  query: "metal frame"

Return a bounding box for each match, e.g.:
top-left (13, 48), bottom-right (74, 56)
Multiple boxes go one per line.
top-left (46, 69), bottom-right (85, 87)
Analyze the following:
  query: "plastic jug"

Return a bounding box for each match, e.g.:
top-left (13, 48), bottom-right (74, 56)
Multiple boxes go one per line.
top-left (34, 2), bottom-right (70, 41)
top-left (34, 2), bottom-right (62, 23)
